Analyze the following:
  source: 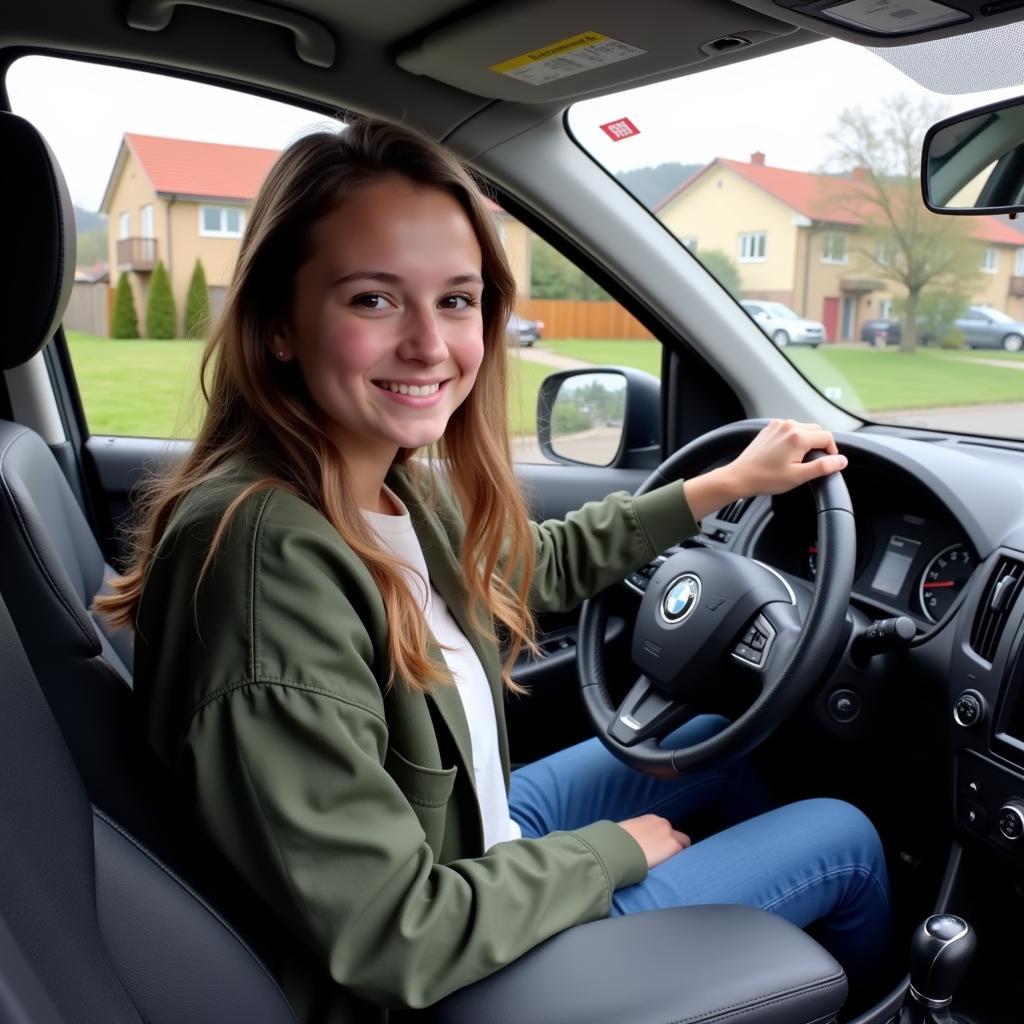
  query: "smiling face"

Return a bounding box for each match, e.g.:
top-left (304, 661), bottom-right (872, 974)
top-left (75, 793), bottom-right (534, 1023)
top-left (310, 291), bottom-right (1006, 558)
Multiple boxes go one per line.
top-left (272, 173), bottom-right (486, 506)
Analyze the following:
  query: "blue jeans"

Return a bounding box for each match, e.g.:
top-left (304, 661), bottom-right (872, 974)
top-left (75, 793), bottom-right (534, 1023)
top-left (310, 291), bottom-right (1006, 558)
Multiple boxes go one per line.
top-left (509, 716), bottom-right (891, 981)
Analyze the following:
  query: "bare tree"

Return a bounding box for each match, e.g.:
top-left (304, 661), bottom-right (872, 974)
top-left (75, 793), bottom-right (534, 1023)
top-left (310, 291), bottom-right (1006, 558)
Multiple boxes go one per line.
top-left (827, 94), bottom-right (980, 352)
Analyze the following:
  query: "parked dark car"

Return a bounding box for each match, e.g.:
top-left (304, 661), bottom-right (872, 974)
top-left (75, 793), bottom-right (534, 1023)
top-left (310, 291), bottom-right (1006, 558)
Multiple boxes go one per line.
top-left (860, 318), bottom-right (902, 346)
top-left (955, 305), bottom-right (1024, 351)
top-left (506, 312), bottom-right (544, 346)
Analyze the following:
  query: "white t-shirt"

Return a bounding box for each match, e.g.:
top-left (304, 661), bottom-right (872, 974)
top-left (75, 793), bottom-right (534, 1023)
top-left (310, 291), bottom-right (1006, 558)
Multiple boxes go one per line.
top-left (362, 490), bottom-right (522, 851)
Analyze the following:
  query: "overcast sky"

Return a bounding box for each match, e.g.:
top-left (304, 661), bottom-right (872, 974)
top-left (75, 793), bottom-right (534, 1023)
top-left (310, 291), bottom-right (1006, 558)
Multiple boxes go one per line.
top-left (8, 33), bottom-right (1024, 213)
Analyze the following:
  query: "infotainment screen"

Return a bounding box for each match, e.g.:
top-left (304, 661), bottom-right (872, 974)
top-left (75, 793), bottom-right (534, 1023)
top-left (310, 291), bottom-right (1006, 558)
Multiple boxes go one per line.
top-left (870, 535), bottom-right (921, 597)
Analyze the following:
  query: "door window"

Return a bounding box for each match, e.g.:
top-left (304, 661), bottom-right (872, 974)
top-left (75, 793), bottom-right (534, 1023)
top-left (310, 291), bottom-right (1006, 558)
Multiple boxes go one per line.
top-left (7, 54), bottom-right (661, 460)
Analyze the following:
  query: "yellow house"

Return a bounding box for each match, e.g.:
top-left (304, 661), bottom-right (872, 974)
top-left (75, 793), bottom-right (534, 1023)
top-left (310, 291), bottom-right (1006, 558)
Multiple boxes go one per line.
top-left (99, 133), bottom-right (531, 336)
top-left (658, 153), bottom-right (1024, 340)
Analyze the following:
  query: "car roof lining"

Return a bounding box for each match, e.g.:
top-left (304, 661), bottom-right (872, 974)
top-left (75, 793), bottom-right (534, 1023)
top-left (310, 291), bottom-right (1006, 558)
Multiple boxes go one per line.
top-left (6, 0), bottom-right (1024, 150)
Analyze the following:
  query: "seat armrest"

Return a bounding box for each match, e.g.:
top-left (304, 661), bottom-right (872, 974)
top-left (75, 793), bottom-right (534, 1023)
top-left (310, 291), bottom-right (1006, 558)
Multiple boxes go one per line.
top-left (428, 904), bottom-right (847, 1024)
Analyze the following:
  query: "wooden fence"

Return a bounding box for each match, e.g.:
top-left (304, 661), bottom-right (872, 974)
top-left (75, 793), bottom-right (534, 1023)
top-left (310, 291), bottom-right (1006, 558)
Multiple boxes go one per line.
top-left (65, 282), bottom-right (109, 336)
top-left (516, 299), bottom-right (653, 341)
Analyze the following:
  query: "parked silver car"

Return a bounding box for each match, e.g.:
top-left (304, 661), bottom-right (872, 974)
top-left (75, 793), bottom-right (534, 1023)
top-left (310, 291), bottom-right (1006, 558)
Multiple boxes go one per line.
top-left (955, 306), bottom-right (1024, 352)
top-left (739, 300), bottom-right (826, 348)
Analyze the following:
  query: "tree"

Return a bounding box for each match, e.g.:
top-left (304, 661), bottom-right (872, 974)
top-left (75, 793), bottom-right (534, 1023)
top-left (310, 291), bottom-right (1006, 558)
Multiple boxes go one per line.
top-left (110, 274), bottom-right (139, 339)
top-left (826, 94), bottom-right (981, 352)
top-left (145, 260), bottom-right (177, 339)
top-left (530, 236), bottom-right (610, 300)
top-left (184, 259), bottom-right (211, 338)
top-left (698, 249), bottom-right (742, 298)
top-left (894, 289), bottom-right (970, 348)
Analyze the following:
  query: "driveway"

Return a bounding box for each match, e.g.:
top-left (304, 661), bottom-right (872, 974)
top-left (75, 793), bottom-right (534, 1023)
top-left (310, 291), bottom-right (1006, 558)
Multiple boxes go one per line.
top-left (512, 346), bottom-right (592, 370)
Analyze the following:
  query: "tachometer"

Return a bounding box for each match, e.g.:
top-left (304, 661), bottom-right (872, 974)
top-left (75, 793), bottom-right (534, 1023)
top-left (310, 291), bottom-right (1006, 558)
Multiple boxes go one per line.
top-left (919, 543), bottom-right (973, 623)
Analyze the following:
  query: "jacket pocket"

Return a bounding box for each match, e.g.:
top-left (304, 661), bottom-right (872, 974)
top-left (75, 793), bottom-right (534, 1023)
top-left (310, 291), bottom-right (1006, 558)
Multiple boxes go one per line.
top-left (384, 746), bottom-right (457, 856)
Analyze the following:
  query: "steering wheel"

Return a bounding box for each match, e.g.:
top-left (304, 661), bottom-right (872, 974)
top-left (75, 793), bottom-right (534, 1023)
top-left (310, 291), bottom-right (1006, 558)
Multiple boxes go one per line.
top-left (579, 420), bottom-right (855, 778)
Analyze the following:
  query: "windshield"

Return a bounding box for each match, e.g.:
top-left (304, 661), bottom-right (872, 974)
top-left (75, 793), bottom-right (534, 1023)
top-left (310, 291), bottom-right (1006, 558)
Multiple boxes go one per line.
top-left (569, 34), bottom-right (1024, 442)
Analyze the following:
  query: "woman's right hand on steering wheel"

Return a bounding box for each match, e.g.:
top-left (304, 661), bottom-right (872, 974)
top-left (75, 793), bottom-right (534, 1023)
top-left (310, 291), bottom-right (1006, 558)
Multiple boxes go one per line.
top-left (682, 419), bottom-right (848, 522)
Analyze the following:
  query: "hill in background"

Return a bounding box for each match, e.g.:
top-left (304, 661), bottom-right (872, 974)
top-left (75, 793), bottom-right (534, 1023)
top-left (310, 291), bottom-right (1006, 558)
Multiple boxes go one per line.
top-left (615, 162), bottom-right (702, 210)
top-left (74, 206), bottom-right (108, 268)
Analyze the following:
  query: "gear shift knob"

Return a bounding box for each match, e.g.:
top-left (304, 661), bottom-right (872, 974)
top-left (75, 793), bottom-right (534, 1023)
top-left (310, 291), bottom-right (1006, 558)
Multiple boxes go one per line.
top-left (909, 914), bottom-right (976, 1008)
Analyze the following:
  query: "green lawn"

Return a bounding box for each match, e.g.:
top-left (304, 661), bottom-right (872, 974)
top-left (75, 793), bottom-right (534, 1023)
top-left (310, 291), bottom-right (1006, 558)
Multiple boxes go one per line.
top-left (66, 331), bottom-right (206, 437)
top-left (784, 346), bottom-right (1024, 411)
top-left (66, 330), bottom-right (554, 438)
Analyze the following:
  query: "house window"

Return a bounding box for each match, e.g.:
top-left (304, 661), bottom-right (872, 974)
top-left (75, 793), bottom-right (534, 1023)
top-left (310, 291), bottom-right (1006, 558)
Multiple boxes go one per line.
top-left (876, 241), bottom-right (897, 267)
top-left (681, 237), bottom-right (698, 253)
top-left (879, 298), bottom-right (893, 320)
top-left (141, 204), bottom-right (154, 239)
top-left (738, 232), bottom-right (767, 262)
top-left (1016, 248), bottom-right (1024, 276)
top-left (118, 212), bottom-right (130, 239)
top-left (199, 205), bottom-right (245, 238)
top-left (821, 232), bottom-right (848, 264)
top-left (981, 248), bottom-right (998, 273)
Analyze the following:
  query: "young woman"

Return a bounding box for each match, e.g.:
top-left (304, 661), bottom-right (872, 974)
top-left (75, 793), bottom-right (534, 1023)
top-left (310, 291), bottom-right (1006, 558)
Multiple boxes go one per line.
top-left (98, 119), bottom-right (889, 1020)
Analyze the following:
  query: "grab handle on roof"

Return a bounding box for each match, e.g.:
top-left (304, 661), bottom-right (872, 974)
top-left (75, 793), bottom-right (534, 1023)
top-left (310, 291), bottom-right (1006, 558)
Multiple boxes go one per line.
top-left (127, 0), bottom-right (336, 68)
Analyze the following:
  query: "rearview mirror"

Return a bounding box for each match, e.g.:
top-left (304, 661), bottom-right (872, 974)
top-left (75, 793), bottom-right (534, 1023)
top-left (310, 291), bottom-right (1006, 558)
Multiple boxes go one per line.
top-left (923, 95), bottom-right (1024, 214)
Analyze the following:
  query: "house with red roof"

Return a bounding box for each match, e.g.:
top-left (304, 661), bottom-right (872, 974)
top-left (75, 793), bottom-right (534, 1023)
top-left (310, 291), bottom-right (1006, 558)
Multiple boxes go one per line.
top-left (99, 134), bottom-right (278, 334)
top-left (657, 152), bottom-right (1024, 341)
top-left (99, 133), bottom-right (530, 336)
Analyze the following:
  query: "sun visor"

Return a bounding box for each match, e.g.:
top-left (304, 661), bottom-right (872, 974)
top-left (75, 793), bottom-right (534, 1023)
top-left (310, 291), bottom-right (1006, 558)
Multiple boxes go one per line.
top-left (396, 0), bottom-right (801, 103)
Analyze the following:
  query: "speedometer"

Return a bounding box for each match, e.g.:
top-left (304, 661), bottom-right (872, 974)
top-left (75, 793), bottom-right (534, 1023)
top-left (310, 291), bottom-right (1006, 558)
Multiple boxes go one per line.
top-left (919, 543), bottom-right (973, 623)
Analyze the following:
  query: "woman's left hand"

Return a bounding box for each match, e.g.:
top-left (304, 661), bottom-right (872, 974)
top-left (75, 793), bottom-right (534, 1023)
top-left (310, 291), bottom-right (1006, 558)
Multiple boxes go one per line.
top-left (683, 419), bottom-right (847, 522)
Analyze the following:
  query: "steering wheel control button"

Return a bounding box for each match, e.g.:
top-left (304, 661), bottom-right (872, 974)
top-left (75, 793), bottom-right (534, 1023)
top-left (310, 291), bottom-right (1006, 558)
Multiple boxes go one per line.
top-left (625, 556), bottom-right (667, 595)
top-left (953, 691), bottom-right (985, 728)
top-left (659, 573), bottom-right (701, 626)
top-left (828, 689), bottom-right (861, 723)
top-left (626, 572), bottom-right (648, 593)
top-left (732, 615), bottom-right (775, 669)
top-left (997, 801), bottom-right (1024, 840)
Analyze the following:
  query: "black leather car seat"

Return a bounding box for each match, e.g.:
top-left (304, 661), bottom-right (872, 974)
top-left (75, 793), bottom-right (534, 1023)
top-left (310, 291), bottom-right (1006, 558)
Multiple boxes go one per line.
top-left (0, 110), bottom-right (172, 843)
top-left (0, 586), bottom-right (299, 1024)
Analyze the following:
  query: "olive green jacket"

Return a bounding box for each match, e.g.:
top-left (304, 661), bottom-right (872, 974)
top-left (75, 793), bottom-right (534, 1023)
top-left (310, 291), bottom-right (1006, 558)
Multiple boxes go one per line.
top-left (133, 461), bottom-right (697, 1022)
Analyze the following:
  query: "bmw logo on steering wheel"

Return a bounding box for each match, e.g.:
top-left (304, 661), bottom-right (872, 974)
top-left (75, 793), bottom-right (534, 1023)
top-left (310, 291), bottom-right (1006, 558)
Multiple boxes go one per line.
top-left (660, 573), bottom-right (701, 625)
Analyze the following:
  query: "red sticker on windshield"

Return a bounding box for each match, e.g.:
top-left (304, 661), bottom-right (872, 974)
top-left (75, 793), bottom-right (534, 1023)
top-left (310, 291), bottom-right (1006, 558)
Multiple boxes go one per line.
top-left (600, 118), bottom-right (639, 141)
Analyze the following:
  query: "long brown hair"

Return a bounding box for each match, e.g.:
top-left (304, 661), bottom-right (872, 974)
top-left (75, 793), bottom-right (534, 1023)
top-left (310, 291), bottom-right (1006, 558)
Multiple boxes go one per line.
top-left (96, 118), bottom-right (536, 692)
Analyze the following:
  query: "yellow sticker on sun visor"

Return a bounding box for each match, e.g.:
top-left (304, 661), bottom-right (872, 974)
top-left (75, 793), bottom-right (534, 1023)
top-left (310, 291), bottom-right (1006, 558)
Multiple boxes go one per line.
top-left (489, 31), bottom-right (647, 87)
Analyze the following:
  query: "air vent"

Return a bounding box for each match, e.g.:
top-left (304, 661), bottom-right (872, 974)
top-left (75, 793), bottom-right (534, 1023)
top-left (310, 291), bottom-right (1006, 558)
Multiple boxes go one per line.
top-left (717, 498), bottom-right (752, 524)
top-left (971, 557), bottom-right (1024, 663)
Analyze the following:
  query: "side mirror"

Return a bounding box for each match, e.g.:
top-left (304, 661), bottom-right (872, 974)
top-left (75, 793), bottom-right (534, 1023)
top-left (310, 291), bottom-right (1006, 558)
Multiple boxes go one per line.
top-left (536, 367), bottom-right (660, 469)
top-left (923, 95), bottom-right (1024, 214)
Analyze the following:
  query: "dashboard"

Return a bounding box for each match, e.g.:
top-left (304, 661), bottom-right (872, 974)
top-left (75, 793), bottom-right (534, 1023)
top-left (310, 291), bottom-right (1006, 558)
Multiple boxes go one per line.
top-left (748, 457), bottom-right (979, 628)
top-left (698, 428), bottom-right (1024, 868)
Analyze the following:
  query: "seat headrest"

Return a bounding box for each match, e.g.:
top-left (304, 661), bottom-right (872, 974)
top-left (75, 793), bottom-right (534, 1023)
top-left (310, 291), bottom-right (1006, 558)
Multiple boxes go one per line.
top-left (2, 112), bottom-right (76, 371)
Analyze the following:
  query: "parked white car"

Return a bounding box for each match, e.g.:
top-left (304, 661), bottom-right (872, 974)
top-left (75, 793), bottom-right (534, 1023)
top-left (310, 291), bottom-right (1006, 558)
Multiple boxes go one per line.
top-left (740, 300), bottom-right (827, 348)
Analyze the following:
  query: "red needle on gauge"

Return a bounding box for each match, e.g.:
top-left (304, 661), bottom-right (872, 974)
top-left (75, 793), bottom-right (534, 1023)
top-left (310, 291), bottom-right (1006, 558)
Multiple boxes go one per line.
top-left (923, 581), bottom-right (956, 588)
